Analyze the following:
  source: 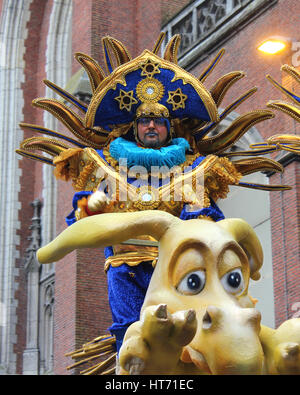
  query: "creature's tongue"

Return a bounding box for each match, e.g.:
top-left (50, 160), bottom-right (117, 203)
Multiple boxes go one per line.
top-left (181, 346), bottom-right (211, 374)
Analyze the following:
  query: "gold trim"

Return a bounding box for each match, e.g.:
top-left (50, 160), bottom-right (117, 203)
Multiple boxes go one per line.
top-left (135, 102), bottom-right (169, 118)
top-left (196, 110), bottom-right (274, 155)
top-left (267, 100), bottom-right (300, 123)
top-left (132, 186), bottom-right (161, 210)
top-left (32, 98), bottom-right (108, 149)
top-left (75, 52), bottom-right (106, 92)
top-left (198, 48), bottom-right (225, 83)
top-left (204, 156), bottom-right (242, 201)
top-left (210, 71), bottom-right (245, 107)
top-left (197, 215), bottom-right (214, 221)
top-left (43, 78), bottom-right (88, 112)
top-left (152, 32), bottom-right (166, 55)
top-left (104, 251), bottom-right (158, 271)
top-left (163, 34), bottom-right (181, 64)
top-left (267, 67), bottom-right (300, 107)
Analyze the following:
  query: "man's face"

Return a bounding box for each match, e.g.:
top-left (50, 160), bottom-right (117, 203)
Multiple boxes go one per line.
top-left (137, 117), bottom-right (168, 148)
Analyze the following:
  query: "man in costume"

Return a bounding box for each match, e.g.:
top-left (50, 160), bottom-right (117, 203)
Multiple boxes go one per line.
top-left (16, 34), bottom-right (300, 370)
top-left (65, 106), bottom-right (226, 352)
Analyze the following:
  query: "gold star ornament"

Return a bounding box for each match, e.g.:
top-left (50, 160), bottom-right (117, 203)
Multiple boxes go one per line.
top-left (140, 58), bottom-right (161, 78)
top-left (167, 88), bottom-right (188, 111)
top-left (115, 89), bottom-right (138, 111)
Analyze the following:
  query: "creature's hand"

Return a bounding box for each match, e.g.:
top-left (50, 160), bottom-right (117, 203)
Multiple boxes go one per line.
top-left (118, 304), bottom-right (197, 375)
top-left (274, 342), bottom-right (300, 375)
top-left (262, 318), bottom-right (300, 374)
top-left (87, 191), bottom-right (108, 212)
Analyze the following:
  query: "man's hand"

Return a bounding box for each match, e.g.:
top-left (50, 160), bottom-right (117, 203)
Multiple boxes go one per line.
top-left (87, 191), bottom-right (108, 212)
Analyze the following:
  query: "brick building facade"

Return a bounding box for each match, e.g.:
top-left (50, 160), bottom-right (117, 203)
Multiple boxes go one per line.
top-left (0, 0), bottom-right (299, 374)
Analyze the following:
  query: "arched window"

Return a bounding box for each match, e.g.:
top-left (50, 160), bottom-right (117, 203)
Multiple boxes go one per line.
top-left (39, 282), bottom-right (55, 374)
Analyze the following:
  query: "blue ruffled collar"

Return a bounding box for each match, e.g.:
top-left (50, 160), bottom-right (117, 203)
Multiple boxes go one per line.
top-left (109, 137), bottom-right (190, 170)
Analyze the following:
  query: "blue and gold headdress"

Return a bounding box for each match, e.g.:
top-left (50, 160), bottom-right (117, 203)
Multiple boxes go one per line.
top-left (85, 44), bottom-right (219, 132)
top-left (18, 34), bottom-right (219, 153)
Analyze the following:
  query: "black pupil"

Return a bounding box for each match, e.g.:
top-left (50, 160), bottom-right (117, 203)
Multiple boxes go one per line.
top-left (187, 274), bottom-right (201, 290)
top-left (228, 272), bottom-right (241, 288)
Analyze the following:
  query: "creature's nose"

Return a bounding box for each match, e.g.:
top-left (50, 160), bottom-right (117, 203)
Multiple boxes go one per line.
top-left (202, 306), bottom-right (261, 333)
top-left (202, 309), bottom-right (213, 330)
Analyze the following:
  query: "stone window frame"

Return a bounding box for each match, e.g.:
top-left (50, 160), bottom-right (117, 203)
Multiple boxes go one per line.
top-left (38, 278), bottom-right (55, 375)
top-left (162, 0), bottom-right (278, 70)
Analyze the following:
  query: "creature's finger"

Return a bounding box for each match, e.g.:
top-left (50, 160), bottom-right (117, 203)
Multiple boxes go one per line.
top-left (119, 335), bottom-right (148, 375)
top-left (126, 357), bottom-right (145, 375)
top-left (275, 342), bottom-right (300, 375)
top-left (171, 309), bottom-right (197, 346)
top-left (142, 304), bottom-right (173, 342)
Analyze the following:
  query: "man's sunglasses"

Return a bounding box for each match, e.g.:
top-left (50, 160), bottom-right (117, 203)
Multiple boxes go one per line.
top-left (137, 117), bottom-right (166, 126)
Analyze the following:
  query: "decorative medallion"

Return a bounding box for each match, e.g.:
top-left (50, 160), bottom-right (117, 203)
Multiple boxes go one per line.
top-left (167, 87), bottom-right (188, 110)
top-left (133, 186), bottom-right (161, 210)
top-left (136, 78), bottom-right (165, 103)
top-left (115, 89), bottom-right (138, 111)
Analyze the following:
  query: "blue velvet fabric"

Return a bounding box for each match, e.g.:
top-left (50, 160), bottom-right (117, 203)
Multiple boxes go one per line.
top-left (107, 262), bottom-right (154, 352)
top-left (180, 199), bottom-right (225, 222)
top-left (93, 68), bottom-right (212, 130)
top-left (65, 191), bottom-right (93, 226)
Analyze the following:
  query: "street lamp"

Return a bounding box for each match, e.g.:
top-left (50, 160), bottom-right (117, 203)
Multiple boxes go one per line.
top-left (257, 36), bottom-right (292, 55)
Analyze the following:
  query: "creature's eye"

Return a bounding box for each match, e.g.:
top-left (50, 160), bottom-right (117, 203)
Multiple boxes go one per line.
top-left (221, 268), bottom-right (244, 294)
top-left (176, 270), bottom-right (206, 295)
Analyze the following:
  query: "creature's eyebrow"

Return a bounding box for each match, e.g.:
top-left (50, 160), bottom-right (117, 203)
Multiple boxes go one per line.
top-left (168, 241), bottom-right (210, 285)
top-left (217, 244), bottom-right (245, 278)
top-left (169, 240), bottom-right (206, 267)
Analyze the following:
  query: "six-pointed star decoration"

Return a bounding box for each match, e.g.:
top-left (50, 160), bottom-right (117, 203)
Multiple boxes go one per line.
top-left (115, 89), bottom-right (138, 111)
top-left (167, 88), bottom-right (188, 110)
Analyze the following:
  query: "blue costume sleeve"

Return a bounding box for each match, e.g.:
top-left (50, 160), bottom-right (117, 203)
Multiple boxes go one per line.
top-left (65, 191), bottom-right (93, 226)
top-left (180, 199), bottom-right (225, 222)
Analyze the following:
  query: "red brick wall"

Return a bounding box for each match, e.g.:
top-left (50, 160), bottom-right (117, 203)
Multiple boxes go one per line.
top-left (270, 160), bottom-right (300, 327)
top-left (162, 0), bottom-right (192, 25)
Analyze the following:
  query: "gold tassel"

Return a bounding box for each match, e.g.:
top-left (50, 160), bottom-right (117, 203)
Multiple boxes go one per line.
top-left (53, 148), bottom-right (83, 181)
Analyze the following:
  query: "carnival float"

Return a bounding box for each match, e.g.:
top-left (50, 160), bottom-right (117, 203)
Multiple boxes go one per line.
top-left (16, 33), bottom-right (300, 374)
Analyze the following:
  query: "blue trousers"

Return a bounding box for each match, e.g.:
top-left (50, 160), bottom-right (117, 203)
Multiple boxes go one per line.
top-left (107, 261), bottom-right (154, 352)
